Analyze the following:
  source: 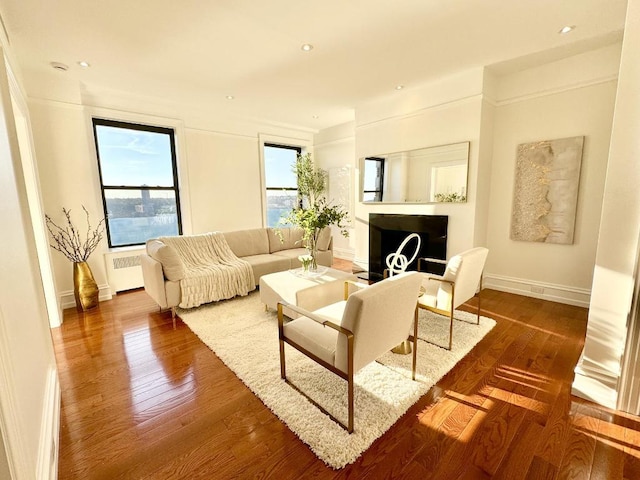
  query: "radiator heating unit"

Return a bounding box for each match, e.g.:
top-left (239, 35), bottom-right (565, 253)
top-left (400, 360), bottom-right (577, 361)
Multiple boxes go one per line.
top-left (104, 249), bottom-right (145, 293)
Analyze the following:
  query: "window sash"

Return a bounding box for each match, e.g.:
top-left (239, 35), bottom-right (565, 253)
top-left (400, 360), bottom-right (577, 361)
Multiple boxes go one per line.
top-left (93, 118), bottom-right (183, 248)
top-left (363, 157), bottom-right (384, 202)
top-left (264, 143), bottom-right (302, 227)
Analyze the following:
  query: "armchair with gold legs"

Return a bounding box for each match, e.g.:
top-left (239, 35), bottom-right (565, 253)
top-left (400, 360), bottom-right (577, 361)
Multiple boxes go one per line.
top-left (277, 271), bottom-right (423, 433)
top-left (417, 247), bottom-right (489, 351)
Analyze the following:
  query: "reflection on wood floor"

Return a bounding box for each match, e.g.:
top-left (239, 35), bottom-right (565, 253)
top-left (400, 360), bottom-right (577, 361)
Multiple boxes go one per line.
top-left (52, 258), bottom-right (640, 479)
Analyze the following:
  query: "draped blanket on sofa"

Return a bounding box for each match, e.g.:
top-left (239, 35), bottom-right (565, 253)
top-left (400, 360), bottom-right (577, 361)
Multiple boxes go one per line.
top-left (160, 232), bottom-right (255, 308)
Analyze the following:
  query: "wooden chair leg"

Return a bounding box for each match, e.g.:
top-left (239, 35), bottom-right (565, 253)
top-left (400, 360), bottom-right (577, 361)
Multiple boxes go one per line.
top-left (277, 304), bottom-right (286, 379)
top-left (347, 376), bottom-right (354, 434)
top-left (412, 307), bottom-right (418, 381)
top-left (448, 308), bottom-right (453, 351)
top-left (477, 276), bottom-right (483, 325)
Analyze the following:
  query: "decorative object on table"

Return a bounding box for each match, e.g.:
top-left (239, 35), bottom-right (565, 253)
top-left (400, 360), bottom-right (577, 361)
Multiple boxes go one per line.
top-left (178, 290), bottom-right (496, 468)
top-left (385, 232), bottom-right (422, 277)
top-left (298, 254), bottom-right (314, 272)
top-left (510, 136), bottom-right (584, 244)
top-left (45, 206), bottom-right (105, 311)
top-left (278, 153), bottom-right (349, 270)
top-left (384, 232), bottom-right (423, 354)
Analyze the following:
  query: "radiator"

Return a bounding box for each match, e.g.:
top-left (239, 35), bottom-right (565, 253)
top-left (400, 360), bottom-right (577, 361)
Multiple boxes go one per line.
top-left (104, 249), bottom-right (145, 293)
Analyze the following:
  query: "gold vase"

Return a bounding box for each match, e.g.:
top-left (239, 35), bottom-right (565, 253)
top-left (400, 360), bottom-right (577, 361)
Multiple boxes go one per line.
top-left (73, 261), bottom-right (99, 311)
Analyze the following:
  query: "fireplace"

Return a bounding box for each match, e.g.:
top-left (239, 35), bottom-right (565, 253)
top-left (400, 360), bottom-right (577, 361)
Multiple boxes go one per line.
top-left (368, 214), bottom-right (448, 281)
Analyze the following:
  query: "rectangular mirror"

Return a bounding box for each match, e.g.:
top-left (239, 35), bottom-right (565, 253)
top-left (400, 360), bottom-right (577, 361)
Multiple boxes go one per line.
top-left (360, 141), bottom-right (470, 204)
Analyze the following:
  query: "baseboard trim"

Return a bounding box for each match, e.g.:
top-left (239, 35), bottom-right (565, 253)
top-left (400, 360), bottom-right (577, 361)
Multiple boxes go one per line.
top-left (572, 354), bottom-right (619, 409)
top-left (483, 273), bottom-right (590, 308)
top-left (36, 366), bottom-right (60, 480)
top-left (60, 284), bottom-right (112, 310)
top-left (333, 247), bottom-right (355, 261)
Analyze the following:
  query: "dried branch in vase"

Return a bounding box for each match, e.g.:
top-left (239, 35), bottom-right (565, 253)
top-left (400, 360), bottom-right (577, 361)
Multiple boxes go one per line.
top-left (45, 206), bottom-right (105, 262)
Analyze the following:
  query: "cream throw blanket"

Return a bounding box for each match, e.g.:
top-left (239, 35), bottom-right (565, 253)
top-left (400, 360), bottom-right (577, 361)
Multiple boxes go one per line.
top-left (160, 232), bottom-right (255, 308)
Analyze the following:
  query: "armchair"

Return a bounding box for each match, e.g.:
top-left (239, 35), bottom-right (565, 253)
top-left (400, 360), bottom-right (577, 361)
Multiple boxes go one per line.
top-left (417, 247), bottom-right (489, 350)
top-left (277, 271), bottom-right (423, 433)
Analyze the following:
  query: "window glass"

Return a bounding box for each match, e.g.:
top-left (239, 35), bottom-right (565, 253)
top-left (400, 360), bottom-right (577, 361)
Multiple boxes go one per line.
top-left (103, 190), bottom-right (180, 246)
top-left (93, 119), bottom-right (182, 247)
top-left (363, 157), bottom-right (384, 202)
top-left (264, 143), bottom-right (301, 227)
top-left (265, 145), bottom-right (298, 188)
top-left (95, 126), bottom-right (175, 186)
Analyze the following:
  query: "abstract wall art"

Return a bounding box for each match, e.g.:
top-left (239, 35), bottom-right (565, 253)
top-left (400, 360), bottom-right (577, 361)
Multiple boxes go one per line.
top-left (510, 136), bottom-right (584, 244)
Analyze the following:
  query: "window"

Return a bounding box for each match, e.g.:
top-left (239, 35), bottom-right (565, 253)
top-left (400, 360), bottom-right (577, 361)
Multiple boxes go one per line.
top-left (92, 119), bottom-right (182, 247)
top-left (264, 143), bottom-right (301, 227)
top-left (363, 157), bottom-right (385, 202)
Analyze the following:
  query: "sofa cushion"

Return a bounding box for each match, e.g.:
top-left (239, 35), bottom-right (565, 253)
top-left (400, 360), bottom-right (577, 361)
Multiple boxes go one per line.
top-left (272, 248), bottom-right (333, 269)
top-left (272, 248), bottom-right (309, 266)
top-left (268, 227), bottom-right (305, 253)
top-left (224, 228), bottom-right (270, 257)
top-left (242, 254), bottom-right (291, 283)
top-left (146, 239), bottom-right (185, 281)
top-left (317, 227), bottom-right (332, 251)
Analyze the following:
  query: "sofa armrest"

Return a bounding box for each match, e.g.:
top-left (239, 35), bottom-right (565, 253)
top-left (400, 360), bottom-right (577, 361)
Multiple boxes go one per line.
top-left (141, 253), bottom-right (169, 309)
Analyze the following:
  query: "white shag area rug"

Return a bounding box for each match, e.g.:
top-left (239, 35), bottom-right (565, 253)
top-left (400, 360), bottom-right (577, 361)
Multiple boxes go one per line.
top-left (178, 291), bottom-right (495, 469)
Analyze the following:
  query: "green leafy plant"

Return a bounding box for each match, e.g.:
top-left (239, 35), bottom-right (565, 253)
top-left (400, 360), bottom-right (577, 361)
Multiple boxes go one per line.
top-left (278, 153), bottom-right (349, 266)
top-left (434, 192), bottom-right (466, 203)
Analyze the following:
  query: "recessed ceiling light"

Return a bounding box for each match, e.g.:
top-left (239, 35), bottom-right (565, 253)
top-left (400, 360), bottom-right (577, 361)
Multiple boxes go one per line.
top-left (50, 61), bottom-right (68, 72)
top-left (78, 61), bottom-right (90, 68)
top-left (395, 85), bottom-right (404, 90)
top-left (301, 44), bottom-right (314, 52)
top-left (226, 95), bottom-right (235, 100)
top-left (559, 25), bottom-right (575, 34)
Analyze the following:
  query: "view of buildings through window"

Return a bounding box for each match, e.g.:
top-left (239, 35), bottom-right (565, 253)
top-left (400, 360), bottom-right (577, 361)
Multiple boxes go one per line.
top-left (264, 143), bottom-right (301, 227)
top-left (363, 157), bottom-right (385, 202)
top-left (92, 119), bottom-right (182, 247)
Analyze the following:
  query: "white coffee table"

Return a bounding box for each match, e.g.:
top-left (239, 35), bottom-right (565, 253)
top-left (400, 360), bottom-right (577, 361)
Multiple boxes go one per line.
top-left (259, 267), bottom-right (357, 318)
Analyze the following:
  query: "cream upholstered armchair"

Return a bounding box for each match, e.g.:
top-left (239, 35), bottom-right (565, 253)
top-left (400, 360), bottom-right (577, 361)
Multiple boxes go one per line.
top-left (417, 247), bottom-right (489, 350)
top-left (277, 271), bottom-right (423, 433)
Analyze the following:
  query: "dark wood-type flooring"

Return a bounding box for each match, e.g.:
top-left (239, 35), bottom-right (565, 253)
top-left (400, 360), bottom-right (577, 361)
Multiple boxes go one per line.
top-left (52, 259), bottom-right (640, 479)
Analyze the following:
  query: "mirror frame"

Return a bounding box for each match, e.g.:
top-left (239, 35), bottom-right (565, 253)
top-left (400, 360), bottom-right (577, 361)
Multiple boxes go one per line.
top-left (359, 141), bottom-right (470, 204)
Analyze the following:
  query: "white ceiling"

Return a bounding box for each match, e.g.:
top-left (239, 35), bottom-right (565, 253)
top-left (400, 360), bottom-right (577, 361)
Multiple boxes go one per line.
top-left (0, 0), bottom-right (628, 131)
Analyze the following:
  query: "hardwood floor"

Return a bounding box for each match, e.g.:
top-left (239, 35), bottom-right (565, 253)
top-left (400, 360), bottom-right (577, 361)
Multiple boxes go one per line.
top-left (52, 260), bottom-right (640, 479)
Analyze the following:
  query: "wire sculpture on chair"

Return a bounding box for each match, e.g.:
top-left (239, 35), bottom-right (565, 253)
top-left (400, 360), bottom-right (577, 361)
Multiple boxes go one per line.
top-left (385, 233), bottom-right (422, 277)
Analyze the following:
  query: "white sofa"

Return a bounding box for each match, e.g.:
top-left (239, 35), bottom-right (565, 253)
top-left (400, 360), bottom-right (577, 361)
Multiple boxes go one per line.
top-left (141, 227), bottom-right (333, 315)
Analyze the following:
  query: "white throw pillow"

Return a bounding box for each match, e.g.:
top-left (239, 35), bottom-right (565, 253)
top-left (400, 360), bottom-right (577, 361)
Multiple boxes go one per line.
top-left (146, 239), bottom-right (185, 281)
top-left (317, 227), bottom-right (332, 251)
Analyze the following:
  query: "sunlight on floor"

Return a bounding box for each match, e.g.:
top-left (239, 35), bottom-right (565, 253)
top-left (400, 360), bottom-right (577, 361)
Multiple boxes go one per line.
top-left (122, 326), bottom-right (196, 419)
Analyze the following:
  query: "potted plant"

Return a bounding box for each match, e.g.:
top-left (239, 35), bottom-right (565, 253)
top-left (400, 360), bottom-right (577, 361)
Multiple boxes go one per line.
top-left (45, 206), bottom-right (105, 311)
top-left (279, 153), bottom-right (349, 270)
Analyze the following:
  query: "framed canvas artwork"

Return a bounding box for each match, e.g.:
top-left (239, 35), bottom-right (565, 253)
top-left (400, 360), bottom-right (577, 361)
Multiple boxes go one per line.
top-left (510, 136), bottom-right (584, 244)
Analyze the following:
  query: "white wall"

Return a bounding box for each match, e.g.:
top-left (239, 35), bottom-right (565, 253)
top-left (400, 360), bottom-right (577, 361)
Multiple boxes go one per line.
top-left (485, 45), bottom-right (619, 306)
top-left (345, 46), bottom-right (620, 308)
top-left (0, 48), bottom-right (59, 479)
top-left (28, 101), bottom-right (111, 303)
top-left (573, 0), bottom-right (640, 410)
top-left (27, 97), bottom-right (314, 302)
top-left (314, 122), bottom-right (357, 259)
top-left (184, 129), bottom-right (263, 233)
top-left (352, 69), bottom-right (486, 268)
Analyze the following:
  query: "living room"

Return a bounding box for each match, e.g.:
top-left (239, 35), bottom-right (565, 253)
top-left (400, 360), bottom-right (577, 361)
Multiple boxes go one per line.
top-left (0, 0), bottom-right (639, 478)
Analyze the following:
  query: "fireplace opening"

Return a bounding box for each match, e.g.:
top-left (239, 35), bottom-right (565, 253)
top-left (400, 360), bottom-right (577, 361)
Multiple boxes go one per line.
top-left (368, 213), bottom-right (448, 281)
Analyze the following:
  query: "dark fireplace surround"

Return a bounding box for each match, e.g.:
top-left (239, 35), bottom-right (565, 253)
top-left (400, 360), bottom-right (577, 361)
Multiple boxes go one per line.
top-left (368, 214), bottom-right (448, 281)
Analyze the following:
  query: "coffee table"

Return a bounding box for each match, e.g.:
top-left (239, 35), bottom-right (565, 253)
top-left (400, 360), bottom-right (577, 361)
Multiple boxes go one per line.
top-left (259, 268), bottom-right (357, 318)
